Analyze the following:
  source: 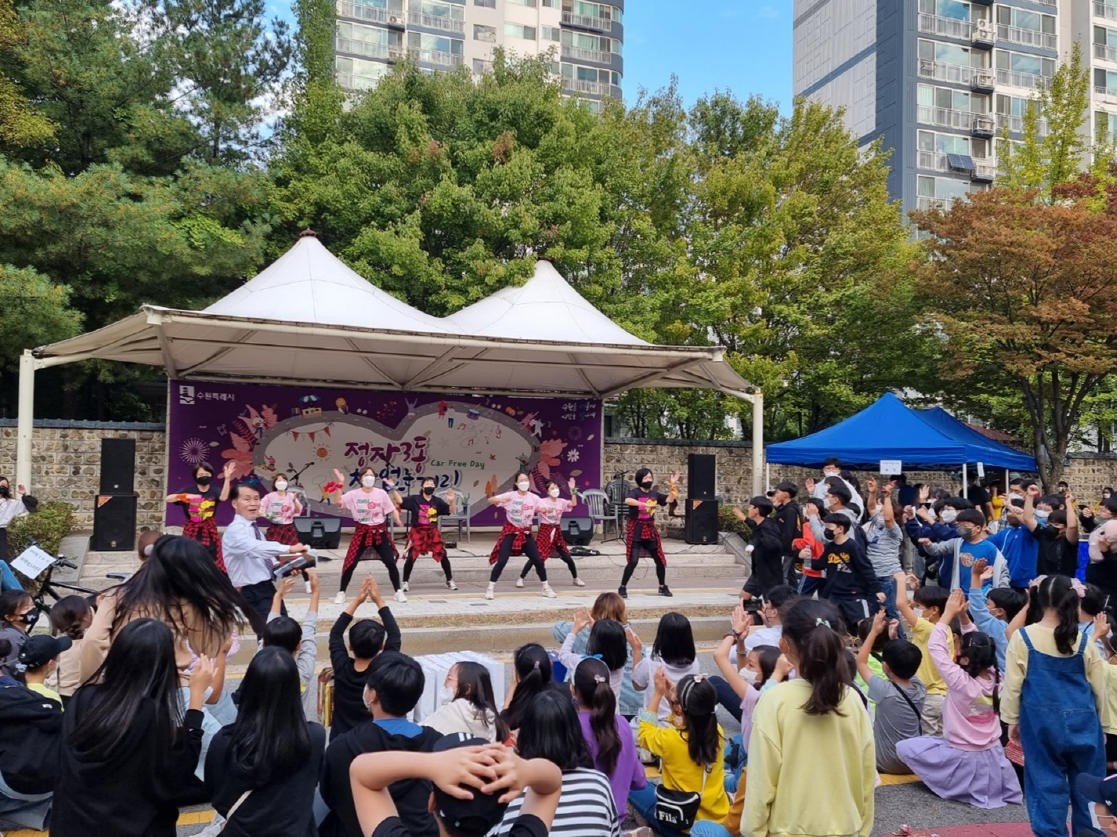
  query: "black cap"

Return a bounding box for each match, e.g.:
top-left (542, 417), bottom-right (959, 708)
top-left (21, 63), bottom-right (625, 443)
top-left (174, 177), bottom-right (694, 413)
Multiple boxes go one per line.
top-left (1077, 772), bottom-right (1117, 810)
top-left (18, 635), bottom-right (72, 670)
top-left (431, 734), bottom-right (509, 835)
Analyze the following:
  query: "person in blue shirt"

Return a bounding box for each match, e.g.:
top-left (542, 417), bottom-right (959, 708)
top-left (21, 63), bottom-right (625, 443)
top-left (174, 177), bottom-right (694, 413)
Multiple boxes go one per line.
top-left (988, 495), bottom-right (1041, 590)
top-left (918, 509), bottom-right (1008, 591)
top-left (966, 557), bottom-right (1027, 672)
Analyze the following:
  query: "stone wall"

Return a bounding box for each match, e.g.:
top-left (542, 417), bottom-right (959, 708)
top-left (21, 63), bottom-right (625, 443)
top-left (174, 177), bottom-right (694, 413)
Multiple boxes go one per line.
top-left (6, 423), bottom-right (1117, 529)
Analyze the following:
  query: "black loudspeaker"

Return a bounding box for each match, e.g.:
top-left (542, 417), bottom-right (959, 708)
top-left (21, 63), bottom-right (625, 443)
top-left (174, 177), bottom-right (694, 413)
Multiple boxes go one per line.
top-left (92, 494), bottom-right (137, 552)
top-left (561, 517), bottom-right (595, 546)
top-left (684, 499), bottom-right (719, 545)
top-left (100, 438), bottom-right (136, 495)
top-left (294, 517), bottom-right (342, 549)
top-left (687, 453), bottom-right (716, 500)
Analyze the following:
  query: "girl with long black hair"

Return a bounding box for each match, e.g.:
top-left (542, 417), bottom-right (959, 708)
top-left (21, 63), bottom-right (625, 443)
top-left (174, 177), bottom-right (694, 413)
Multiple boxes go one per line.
top-left (489, 689), bottom-right (619, 837)
top-left (501, 643), bottom-right (559, 733)
top-left (742, 599), bottom-right (875, 837)
top-left (204, 647), bottom-right (325, 836)
top-left (51, 619), bottom-right (215, 837)
top-left (558, 615), bottom-right (632, 705)
top-left (632, 611), bottom-right (699, 719)
top-left (1003, 574), bottom-right (1108, 837)
top-left (424, 660), bottom-right (509, 743)
top-left (571, 657), bottom-right (646, 822)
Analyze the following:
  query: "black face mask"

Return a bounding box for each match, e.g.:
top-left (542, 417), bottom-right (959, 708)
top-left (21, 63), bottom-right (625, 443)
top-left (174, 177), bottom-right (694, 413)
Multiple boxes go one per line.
top-left (422, 487), bottom-right (435, 496)
top-left (641, 481), bottom-right (653, 490)
top-left (0, 486), bottom-right (8, 498)
top-left (19, 612), bottom-right (37, 626)
top-left (196, 475), bottom-right (212, 487)
top-left (822, 529), bottom-right (836, 541)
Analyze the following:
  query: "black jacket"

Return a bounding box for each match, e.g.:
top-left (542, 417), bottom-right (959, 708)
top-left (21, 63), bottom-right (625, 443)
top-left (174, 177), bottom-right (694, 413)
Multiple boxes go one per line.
top-left (319, 720), bottom-right (443, 837)
top-left (328, 607), bottom-right (401, 741)
top-left (0, 680), bottom-right (63, 795)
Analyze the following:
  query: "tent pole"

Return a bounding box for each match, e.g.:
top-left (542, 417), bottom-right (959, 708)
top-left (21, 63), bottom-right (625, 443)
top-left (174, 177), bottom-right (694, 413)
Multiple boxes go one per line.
top-left (16, 351), bottom-right (35, 494)
top-left (752, 392), bottom-right (764, 497)
top-left (962, 462), bottom-right (967, 499)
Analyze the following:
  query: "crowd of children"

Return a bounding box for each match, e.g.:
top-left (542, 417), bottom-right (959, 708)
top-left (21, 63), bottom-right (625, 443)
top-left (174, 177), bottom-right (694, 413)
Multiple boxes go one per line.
top-left (1, 467), bottom-right (1116, 837)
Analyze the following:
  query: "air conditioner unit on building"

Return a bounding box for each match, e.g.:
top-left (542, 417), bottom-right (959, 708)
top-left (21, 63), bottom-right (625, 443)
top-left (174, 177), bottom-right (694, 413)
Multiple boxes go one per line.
top-left (388, 14), bottom-right (402, 24)
top-left (974, 19), bottom-right (991, 33)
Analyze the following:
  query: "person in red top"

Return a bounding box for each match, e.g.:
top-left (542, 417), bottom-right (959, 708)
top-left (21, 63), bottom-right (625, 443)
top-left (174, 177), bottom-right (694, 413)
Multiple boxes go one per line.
top-left (517, 478), bottom-right (585, 589)
top-left (260, 474), bottom-right (304, 547)
top-left (333, 467), bottom-right (404, 605)
top-left (392, 476), bottom-right (458, 593)
top-left (165, 461), bottom-right (235, 571)
top-left (486, 472), bottom-right (555, 601)
top-left (619, 468), bottom-right (679, 600)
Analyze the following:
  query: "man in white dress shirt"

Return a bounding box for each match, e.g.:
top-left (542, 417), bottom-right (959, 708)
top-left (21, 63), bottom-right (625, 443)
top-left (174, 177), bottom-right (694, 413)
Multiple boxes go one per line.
top-left (221, 482), bottom-right (309, 630)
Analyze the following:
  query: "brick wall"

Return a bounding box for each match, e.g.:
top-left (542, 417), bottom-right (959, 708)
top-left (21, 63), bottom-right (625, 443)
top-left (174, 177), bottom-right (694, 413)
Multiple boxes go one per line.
top-left (6, 424), bottom-right (1117, 529)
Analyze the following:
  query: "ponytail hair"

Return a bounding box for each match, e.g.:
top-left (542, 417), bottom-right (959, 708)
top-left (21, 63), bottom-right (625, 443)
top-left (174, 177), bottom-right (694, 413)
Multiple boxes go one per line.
top-left (675, 674), bottom-right (720, 766)
top-left (960, 631), bottom-right (1001, 712)
top-left (782, 599), bottom-right (851, 716)
top-left (1034, 575), bottom-right (1081, 655)
top-left (573, 657), bottom-right (621, 775)
top-left (503, 643), bottom-right (552, 731)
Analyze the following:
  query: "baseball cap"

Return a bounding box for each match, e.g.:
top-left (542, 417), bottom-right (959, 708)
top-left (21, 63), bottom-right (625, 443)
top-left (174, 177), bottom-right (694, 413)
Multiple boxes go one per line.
top-left (18, 635), bottom-right (72, 670)
top-left (431, 733), bottom-right (509, 836)
top-left (1077, 772), bottom-right (1117, 810)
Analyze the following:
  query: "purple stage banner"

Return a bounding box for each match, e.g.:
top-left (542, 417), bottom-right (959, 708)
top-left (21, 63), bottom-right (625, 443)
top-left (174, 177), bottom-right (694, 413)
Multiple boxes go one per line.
top-left (166, 380), bottom-right (603, 527)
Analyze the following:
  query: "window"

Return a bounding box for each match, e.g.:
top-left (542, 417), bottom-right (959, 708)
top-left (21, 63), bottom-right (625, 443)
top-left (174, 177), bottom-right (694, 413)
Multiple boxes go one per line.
top-left (1098, 111), bottom-right (1117, 140)
top-left (407, 31), bottom-right (463, 54)
top-left (473, 58), bottom-right (493, 73)
top-left (541, 26), bottom-right (560, 42)
top-left (474, 24), bottom-right (496, 41)
top-left (542, 0), bottom-right (559, 7)
top-left (995, 94), bottom-right (1037, 117)
top-left (918, 130), bottom-right (972, 155)
top-left (336, 56), bottom-right (390, 90)
top-left (506, 0), bottom-right (536, 5)
top-left (562, 30), bottom-right (617, 54)
top-left (505, 22), bottom-right (536, 40)
top-left (1096, 26), bottom-right (1117, 47)
top-left (996, 7), bottom-right (1055, 34)
top-left (996, 50), bottom-right (1055, 77)
top-left (917, 175), bottom-right (974, 200)
top-left (918, 0), bottom-right (971, 20)
top-left (1097, 68), bottom-right (1117, 91)
top-left (918, 39), bottom-right (982, 67)
top-left (918, 84), bottom-right (979, 112)
top-left (420, 0), bottom-right (464, 20)
top-left (474, 0), bottom-right (495, 6)
top-left (353, 0), bottom-right (402, 9)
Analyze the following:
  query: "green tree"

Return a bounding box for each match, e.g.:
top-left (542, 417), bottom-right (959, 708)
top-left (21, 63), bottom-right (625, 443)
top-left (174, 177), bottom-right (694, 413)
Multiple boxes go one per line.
top-left (0, 0), bottom-right (52, 148)
top-left (0, 266), bottom-right (81, 370)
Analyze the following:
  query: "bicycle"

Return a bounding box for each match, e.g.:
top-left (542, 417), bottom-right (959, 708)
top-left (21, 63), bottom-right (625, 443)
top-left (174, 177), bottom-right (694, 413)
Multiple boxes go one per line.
top-left (28, 553), bottom-right (99, 619)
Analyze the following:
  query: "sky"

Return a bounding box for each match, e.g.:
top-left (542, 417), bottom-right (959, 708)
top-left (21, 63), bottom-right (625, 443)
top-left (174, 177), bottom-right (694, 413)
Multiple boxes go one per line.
top-left (268, 0), bottom-right (794, 112)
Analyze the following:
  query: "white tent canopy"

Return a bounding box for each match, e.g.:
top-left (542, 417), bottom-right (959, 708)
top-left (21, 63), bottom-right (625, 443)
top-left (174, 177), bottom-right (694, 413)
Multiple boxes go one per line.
top-left (19, 234), bottom-right (763, 492)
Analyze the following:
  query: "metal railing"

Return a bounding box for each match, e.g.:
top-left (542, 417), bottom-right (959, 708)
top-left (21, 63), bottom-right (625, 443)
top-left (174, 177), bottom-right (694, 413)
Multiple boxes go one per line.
top-left (972, 114), bottom-right (995, 134)
top-left (971, 68), bottom-right (995, 89)
top-left (409, 47), bottom-right (463, 66)
top-left (561, 45), bottom-right (612, 63)
top-left (1097, 84), bottom-right (1117, 99)
top-left (1096, 42), bottom-right (1117, 63)
top-left (336, 1), bottom-right (404, 23)
top-left (561, 78), bottom-right (622, 98)
top-left (407, 10), bottom-right (464, 33)
top-left (973, 160), bottom-right (997, 180)
top-left (919, 59), bottom-right (977, 85)
top-left (916, 196), bottom-right (954, 212)
top-left (997, 68), bottom-right (1046, 90)
top-left (561, 11), bottom-right (612, 30)
top-left (471, 59), bottom-right (494, 74)
top-left (917, 105), bottom-right (975, 131)
top-left (917, 13), bottom-right (972, 39)
top-left (335, 37), bottom-right (393, 60)
top-left (997, 24), bottom-right (1057, 51)
top-left (918, 150), bottom-right (952, 172)
top-left (1097, 1), bottom-right (1117, 21)
top-left (336, 71), bottom-right (382, 90)
top-left (996, 112), bottom-right (1049, 135)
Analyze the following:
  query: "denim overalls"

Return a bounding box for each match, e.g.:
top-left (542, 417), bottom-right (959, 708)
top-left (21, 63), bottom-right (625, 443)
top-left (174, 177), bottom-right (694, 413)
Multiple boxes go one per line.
top-left (1019, 628), bottom-right (1106, 837)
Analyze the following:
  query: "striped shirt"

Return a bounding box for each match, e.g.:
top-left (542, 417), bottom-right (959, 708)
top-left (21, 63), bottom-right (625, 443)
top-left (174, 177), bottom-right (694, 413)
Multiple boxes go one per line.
top-left (486, 768), bottom-right (620, 837)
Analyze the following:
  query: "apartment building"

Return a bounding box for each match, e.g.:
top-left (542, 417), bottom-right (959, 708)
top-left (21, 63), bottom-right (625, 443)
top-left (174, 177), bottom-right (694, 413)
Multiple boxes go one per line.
top-left (793, 0), bottom-right (1116, 215)
top-left (334, 0), bottom-right (623, 109)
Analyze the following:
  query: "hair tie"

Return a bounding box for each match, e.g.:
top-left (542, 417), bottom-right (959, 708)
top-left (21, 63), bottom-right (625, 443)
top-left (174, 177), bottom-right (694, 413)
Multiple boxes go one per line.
top-left (585, 653), bottom-right (603, 660)
top-left (692, 673), bottom-right (708, 683)
top-left (1071, 578), bottom-right (1087, 598)
top-left (532, 661), bottom-right (540, 671)
top-left (143, 544), bottom-right (154, 557)
top-left (13, 662), bottom-right (27, 674)
top-left (815, 617), bottom-right (831, 628)
top-left (593, 674), bottom-right (606, 684)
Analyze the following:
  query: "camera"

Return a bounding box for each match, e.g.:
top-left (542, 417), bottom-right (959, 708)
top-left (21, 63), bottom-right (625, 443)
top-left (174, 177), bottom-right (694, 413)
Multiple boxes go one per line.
top-left (274, 554), bottom-right (317, 580)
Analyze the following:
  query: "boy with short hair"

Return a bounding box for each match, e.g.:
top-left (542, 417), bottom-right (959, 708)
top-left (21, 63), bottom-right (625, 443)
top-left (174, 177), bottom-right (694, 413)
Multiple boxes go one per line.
top-left (819, 514), bottom-right (884, 631)
top-left (350, 733), bottom-right (562, 837)
top-left (893, 571), bottom-right (952, 736)
top-left (854, 610), bottom-right (926, 774)
top-left (734, 496), bottom-right (784, 603)
top-left (329, 576), bottom-right (402, 741)
top-left (918, 509), bottom-right (1008, 591)
top-left (321, 652), bottom-right (443, 837)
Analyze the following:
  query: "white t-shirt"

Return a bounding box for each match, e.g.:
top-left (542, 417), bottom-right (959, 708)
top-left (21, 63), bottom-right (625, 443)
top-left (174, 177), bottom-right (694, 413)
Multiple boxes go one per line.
top-left (729, 625), bottom-right (783, 666)
top-left (631, 656), bottom-right (701, 719)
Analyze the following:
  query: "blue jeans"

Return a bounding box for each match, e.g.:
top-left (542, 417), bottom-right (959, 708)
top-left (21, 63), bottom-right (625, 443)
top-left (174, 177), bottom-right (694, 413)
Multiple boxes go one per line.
top-left (878, 576), bottom-right (903, 638)
top-left (0, 561), bottom-right (22, 592)
top-left (691, 821), bottom-right (735, 837)
top-left (629, 784), bottom-right (733, 837)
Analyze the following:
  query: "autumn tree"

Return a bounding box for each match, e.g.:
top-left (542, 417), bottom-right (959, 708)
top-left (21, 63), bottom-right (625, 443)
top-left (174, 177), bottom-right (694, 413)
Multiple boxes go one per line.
top-left (0, 0), bottom-right (51, 148)
top-left (913, 188), bottom-right (1117, 488)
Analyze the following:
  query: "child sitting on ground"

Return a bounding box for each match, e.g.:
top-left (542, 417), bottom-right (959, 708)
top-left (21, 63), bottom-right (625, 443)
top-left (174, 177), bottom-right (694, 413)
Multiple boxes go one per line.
top-left (897, 589), bottom-right (1022, 808)
top-left (632, 611), bottom-right (700, 719)
top-left (261, 569), bottom-right (321, 719)
top-left (893, 571), bottom-right (951, 736)
top-left (853, 610), bottom-right (925, 775)
top-left (15, 635), bottom-right (71, 707)
top-left (46, 596), bottom-right (91, 706)
top-left (329, 576), bottom-right (401, 741)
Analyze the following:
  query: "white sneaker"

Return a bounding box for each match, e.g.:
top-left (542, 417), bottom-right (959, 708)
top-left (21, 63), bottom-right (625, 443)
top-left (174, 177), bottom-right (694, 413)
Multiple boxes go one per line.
top-left (333, 592), bottom-right (347, 605)
top-left (394, 589), bottom-right (408, 603)
top-left (485, 583), bottom-right (495, 600)
top-left (401, 581), bottom-right (409, 593)
top-left (515, 577), bottom-right (525, 588)
top-left (541, 583), bottom-right (557, 599)
top-left (573, 578), bottom-right (586, 587)
top-left (446, 578), bottom-right (458, 591)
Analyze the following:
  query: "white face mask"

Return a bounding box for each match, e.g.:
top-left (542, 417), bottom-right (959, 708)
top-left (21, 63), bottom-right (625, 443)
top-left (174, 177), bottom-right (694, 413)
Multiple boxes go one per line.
top-left (912, 607), bottom-right (924, 620)
top-left (823, 469), bottom-right (839, 477)
top-left (548, 487), bottom-right (560, 498)
top-left (740, 668), bottom-right (759, 686)
top-left (275, 481), bottom-right (288, 491)
top-left (361, 476), bottom-right (377, 488)
top-left (438, 685), bottom-right (454, 706)
top-left (941, 509), bottom-right (958, 523)
top-left (516, 481), bottom-right (530, 492)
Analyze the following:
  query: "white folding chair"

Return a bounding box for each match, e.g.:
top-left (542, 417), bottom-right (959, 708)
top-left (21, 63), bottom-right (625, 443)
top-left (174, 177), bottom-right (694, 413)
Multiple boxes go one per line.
top-left (581, 488), bottom-right (621, 542)
top-left (439, 490), bottom-right (471, 543)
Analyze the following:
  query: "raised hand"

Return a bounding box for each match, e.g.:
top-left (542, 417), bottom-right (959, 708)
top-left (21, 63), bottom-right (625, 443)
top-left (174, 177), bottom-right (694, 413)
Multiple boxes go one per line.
top-left (333, 468), bottom-right (345, 483)
top-left (730, 604), bottom-right (750, 635)
top-left (222, 461), bottom-right (236, 480)
top-left (625, 626), bottom-right (642, 654)
top-left (865, 478), bottom-right (878, 494)
top-left (446, 487), bottom-right (455, 501)
top-left (573, 607), bottom-right (593, 635)
top-left (805, 478), bottom-right (816, 492)
top-left (653, 665), bottom-right (672, 695)
top-left (567, 477), bottom-right (576, 492)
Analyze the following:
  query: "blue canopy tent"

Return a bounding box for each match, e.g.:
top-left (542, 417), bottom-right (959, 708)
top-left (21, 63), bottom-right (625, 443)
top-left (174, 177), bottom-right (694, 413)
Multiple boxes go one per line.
top-left (766, 393), bottom-right (1037, 472)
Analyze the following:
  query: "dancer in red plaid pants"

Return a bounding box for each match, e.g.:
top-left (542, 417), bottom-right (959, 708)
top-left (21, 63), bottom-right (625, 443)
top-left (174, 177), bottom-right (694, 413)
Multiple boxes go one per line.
top-left (486, 471), bottom-right (556, 600)
top-left (166, 461), bottom-right (235, 572)
top-left (332, 466), bottom-right (404, 604)
top-left (619, 468), bottom-right (679, 599)
top-left (260, 474), bottom-right (304, 546)
top-left (394, 476), bottom-right (458, 592)
top-left (519, 477), bottom-right (584, 588)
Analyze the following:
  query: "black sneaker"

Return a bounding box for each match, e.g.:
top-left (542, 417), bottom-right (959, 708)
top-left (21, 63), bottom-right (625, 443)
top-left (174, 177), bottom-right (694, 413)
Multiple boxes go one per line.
top-left (659, 585), bottom-right (673, 597)
top-left (618, 585), bottom-right (628, 599)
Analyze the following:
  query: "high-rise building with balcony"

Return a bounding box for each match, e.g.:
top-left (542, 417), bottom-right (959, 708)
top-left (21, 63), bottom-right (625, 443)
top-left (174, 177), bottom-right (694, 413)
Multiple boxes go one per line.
top-left (334, 0), bottom-right (623, 109)
top-left (792, 0), bottom-right (1115, 215)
